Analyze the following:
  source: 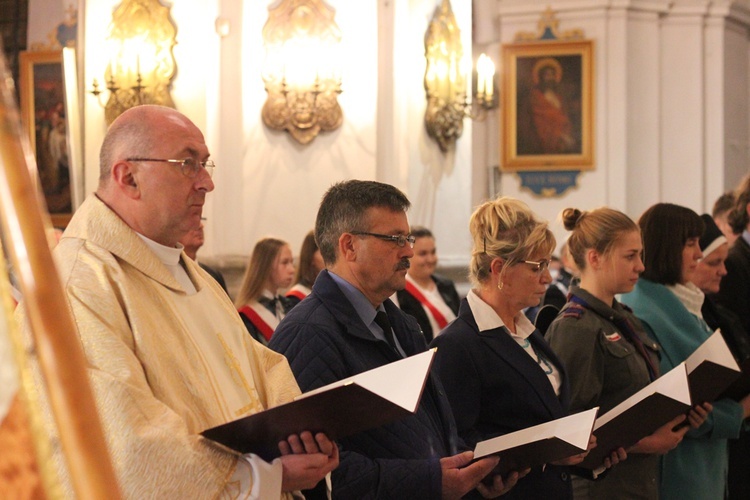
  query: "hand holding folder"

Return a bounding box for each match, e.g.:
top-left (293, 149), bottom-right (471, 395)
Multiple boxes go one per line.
top-left (685, 330), bottom-right (742, 405)
top-left (472, 407), bottom-right (599, 476)
top-left (579, 363), bottom-right (692, 469)
top-left (201, 349), bottom-right (436, 460)
top-left (580, 330), bottom-right (741, 469)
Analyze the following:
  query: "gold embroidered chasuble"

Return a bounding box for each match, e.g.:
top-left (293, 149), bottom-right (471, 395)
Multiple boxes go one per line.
top-left (17, 195), bottom-right (301, 498)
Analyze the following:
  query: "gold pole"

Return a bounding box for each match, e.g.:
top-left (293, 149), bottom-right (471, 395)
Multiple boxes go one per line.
top-left (0, 52), bottom-right (121, 498)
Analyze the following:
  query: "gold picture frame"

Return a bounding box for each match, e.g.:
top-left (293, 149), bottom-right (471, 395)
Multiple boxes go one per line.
top-left (19, 50), bottom-right (74, 227)
top-left (501, 39), bottom-right (594, 171)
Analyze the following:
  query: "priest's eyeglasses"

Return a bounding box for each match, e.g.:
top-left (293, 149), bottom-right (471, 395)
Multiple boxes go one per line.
top-left (127, 157), bottom-right (216, 178)
top-left (520, 259), bottom-right (551, 273)
top-left (351, 231), bottom-right (416, 248)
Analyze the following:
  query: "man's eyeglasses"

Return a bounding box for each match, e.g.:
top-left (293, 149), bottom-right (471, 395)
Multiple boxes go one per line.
top-left (520, 259), bottom-right (551, 273)
top-left (351, 231), bottom-right (416, 248)
top-left (127, 158), bottom-right (216, 178)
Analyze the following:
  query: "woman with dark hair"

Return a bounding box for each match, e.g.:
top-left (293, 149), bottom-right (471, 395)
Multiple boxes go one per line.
top-left (395, 226), bottom-right (460, 341)
top-left (431, 197), bottom-right (614, 499)
top-left (235, 237), bottom-right (295, 345)
top-left (285, 230), bottom-right (324, 308)
top-left (621, 203), bottom-right (750, 500)
top-left (546, 207), bottom-right (695, 499)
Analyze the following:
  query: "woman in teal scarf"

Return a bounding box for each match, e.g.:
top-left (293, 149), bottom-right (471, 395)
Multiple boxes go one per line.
top-left (621, 203), bottom-right (750, 500)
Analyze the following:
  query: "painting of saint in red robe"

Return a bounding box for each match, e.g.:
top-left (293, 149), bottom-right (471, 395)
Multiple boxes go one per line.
top-left (516, 55), bottom-right (582, 156)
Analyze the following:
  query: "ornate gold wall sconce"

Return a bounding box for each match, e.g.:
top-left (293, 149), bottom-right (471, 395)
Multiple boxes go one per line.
top-left (89, 0), bottom-right (177, 125)
top-left (424, 0), bottom-right (498, 152)
top-left (261, 0), bottom-right (343, 145)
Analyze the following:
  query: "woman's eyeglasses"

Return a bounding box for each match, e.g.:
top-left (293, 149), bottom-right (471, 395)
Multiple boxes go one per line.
top-left (520, 259), bottom-right (550, 273)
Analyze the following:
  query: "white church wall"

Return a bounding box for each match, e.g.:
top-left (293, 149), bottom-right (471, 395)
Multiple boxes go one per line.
top-left (78, 0), bottom-right (750, 269)
top-left (473, 0), bottom-right (750, 250)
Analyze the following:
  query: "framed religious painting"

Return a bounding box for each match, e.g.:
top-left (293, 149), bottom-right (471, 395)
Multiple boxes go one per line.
top-left (18, 50), bottom-right (77, 227)
top-left (501, 39), bottom-right (594, 171)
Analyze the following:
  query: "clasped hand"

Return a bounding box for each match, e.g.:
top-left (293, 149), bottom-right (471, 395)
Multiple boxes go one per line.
top-left (278, 431), bottom-right (339, 492)
top-left (440, 451), bottom-right (528, 499)
top-left (552, 433), bottom-right (626, 469)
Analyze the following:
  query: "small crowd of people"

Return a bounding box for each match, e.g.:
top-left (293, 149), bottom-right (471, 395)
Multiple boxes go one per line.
top-left (11, 104), bottom-right (750, 499)
top-left (234, 225), bottom-right (461, 348)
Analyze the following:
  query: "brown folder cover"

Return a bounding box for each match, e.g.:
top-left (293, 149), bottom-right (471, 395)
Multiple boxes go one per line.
top-left (685, 330), bottom-right (742, 404)
top-left (578, 365), bottom-right (691, 470)
top-left (201, 350), bottom-right (435, 461)
top-left (720, 358), bottom-right (750, 401)
top-left (473, 408), bottom-right (598, 476)
top-left (579, 392), bottom-right (690, 469)
top-left (688, 361), bottom-right (742, 405)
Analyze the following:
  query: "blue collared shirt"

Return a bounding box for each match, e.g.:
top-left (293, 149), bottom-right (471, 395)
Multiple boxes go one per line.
top-left (743, 229), bottom-right (750, 247)
top-left (329, 271), bottom-right (406, 357)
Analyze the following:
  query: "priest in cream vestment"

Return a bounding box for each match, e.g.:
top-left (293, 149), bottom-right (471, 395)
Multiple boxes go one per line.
top-left (16, 105), bottom-right (337, 498)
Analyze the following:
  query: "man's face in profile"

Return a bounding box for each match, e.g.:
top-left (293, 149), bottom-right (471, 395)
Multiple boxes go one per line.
top-left (130, 113), bottom-right (214, 246)
top-left (350, 207), bottom-right (414, 302)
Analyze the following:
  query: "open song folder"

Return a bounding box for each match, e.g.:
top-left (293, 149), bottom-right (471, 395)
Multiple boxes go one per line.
top-left (721, 357), bottom-right (750, 402)
top-left (473, 407), bottom-right (598, 476)
top-left (201, 349), bottom-right (436, 461)
top-left (580, 331), bottom-right (741, 470)
top-left (685, 329), bottom-right (742, 405)
top-left (579, 363), bottom-right (692, 469)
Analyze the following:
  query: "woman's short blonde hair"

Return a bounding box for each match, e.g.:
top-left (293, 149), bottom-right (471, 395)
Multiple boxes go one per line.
top-left (468, 197), bottom-right (556, 287)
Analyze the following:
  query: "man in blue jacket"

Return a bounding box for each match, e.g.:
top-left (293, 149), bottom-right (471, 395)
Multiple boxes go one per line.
top-left (270, 180), bottom-right (517, 499)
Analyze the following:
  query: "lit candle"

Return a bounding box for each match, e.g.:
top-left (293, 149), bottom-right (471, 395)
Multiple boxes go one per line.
top-left (477, 54), bottom-right (486, 97)
top-left (461, 55), bottom-right (471, 100)
top-left (485, 57), bottom-right (495, 99)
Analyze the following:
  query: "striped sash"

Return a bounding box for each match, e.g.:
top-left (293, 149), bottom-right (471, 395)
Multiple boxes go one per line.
top-left (285, 284), bottom-right (311, 302)
top-left (404, 280), bottom-right (449, 329)
top-left (238, 302), bottom-right (279, 342)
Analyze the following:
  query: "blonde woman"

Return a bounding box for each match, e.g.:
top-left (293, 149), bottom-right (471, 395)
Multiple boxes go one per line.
top-left (235, 237), bottom-right (295, 345)
top-left (431, 197), bottom-right (607, 499)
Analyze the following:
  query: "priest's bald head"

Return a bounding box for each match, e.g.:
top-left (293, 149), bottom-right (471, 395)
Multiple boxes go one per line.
top-left (95, 105), bottom-right (215, 247)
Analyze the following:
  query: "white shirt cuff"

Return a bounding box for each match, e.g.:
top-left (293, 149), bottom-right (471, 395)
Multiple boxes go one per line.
top-left (231, 453), bottom-right (283, 499)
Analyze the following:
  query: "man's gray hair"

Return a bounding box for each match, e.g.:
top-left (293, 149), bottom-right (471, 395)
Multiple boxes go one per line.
top-left (315, 180), bottom-right (410, 264)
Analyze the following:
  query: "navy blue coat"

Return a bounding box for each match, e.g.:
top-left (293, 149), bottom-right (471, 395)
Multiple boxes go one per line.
top-left (269, 270), bottom-right (462, 499)
top-left (431, 298), bottom-right (574, 499)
